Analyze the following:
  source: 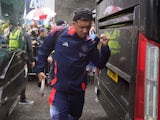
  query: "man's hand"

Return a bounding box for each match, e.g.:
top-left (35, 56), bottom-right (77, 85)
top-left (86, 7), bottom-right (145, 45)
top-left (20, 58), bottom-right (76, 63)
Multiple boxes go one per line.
top-left (100, 34), bottom-right (109, 46)
top-left (38, 72), bottom-right (46, 82)
top-left (47, 56), bottom-right (53, 64)
top-left (32, 40), bottom-right (39, 45)
top-left (31, 61), bottom-right (35, 68)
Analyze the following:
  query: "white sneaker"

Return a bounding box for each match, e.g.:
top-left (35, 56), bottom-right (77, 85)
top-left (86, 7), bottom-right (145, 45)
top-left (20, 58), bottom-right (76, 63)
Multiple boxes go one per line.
top-left (19, 98), bottom-right (34, 105)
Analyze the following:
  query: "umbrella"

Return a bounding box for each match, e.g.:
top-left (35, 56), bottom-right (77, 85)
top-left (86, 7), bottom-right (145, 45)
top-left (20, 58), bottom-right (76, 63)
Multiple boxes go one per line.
top-left (25, 7), bottom-right (56, 20)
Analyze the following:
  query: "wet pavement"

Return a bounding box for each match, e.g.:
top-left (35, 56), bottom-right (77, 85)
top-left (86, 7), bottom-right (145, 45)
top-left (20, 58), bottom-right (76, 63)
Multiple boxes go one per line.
top-left (7, 77), bottom-right (108, 120)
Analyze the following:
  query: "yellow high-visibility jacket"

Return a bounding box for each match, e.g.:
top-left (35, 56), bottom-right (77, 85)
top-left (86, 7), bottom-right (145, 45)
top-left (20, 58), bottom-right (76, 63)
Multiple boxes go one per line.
top-left (9, 29), bottom-right (21, 50)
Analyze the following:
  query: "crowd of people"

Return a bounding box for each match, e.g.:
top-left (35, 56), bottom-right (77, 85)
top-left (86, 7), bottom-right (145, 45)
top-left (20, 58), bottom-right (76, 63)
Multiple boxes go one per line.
top-left (0, 19), bottom-right (67, 47)
top-left (23, 19), bottom-right (67, 48)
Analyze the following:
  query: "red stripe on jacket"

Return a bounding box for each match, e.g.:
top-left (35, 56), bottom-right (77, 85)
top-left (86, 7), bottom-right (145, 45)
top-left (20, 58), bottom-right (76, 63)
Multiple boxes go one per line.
top-left (48, 88), bottom-right (56, 105)
top-left (51, 61), bottom-right (58, 86)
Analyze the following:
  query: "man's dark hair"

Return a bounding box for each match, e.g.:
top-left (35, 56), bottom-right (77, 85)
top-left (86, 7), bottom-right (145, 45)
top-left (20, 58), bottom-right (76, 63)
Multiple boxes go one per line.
top-left (40, 28), bottom-right (47, 33)
top-left (73, 8), bottom-right (93, 21)
top-left (56, 20), bottom-right (65, 26)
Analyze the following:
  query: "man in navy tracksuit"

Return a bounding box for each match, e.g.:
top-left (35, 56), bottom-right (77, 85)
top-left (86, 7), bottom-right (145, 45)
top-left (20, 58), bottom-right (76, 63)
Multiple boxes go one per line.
top-left (36, 8), bottom-right (110, 120)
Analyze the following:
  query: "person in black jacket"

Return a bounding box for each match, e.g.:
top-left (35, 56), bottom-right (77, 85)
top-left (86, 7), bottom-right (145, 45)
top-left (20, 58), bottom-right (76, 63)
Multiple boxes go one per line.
top-left (37, 28), bottom-right (48, 46)
top-left (19, 25), bottom-right (35, 104)
top-left (25, 32), bottom-right (35, 67)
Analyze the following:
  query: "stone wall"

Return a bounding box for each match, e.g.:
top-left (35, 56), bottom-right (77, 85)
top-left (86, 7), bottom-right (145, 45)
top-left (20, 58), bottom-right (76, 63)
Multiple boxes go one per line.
top-left (55, 0), bottom-right (95, 25)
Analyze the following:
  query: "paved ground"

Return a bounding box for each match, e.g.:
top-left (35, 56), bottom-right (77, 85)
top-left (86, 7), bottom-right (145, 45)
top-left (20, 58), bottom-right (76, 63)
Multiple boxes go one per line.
top-left (7, 77), bottom-right (108, 120)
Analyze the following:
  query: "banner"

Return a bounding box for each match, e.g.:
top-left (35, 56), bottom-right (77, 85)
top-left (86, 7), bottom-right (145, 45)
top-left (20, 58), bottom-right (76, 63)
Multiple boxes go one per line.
top-left (25, 0), bottom-right (55, 15)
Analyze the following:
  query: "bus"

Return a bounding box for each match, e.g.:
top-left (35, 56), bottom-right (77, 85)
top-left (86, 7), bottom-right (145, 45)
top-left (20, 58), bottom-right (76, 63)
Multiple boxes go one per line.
top-left (95, 0), bottom-right (160, 120)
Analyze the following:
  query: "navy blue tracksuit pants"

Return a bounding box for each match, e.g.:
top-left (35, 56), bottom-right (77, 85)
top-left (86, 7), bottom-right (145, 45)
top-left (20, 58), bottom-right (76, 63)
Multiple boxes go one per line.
top-left (49, 89), bottom-right (84, 120)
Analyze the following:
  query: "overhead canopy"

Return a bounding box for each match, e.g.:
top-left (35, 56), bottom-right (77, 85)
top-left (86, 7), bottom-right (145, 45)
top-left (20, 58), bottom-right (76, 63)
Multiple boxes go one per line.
top-left (1, 0), bottom-right (25, 23)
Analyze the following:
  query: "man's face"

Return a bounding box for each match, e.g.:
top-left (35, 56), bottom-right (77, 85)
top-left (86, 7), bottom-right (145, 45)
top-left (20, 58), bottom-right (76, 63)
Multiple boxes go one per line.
top-left (73, 20), bottom-right (92, 39)
top-left (41, 31), bottom-right (47, 37)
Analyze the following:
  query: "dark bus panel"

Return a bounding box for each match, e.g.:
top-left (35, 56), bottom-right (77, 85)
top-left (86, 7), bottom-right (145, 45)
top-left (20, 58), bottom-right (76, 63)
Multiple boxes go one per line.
top-left (95, 0), bottom-right (160, 120)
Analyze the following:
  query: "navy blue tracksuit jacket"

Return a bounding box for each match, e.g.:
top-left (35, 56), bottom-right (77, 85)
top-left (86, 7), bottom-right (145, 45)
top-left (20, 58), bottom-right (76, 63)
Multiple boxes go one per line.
top-left (36, 26), bottom-right (110, 104)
